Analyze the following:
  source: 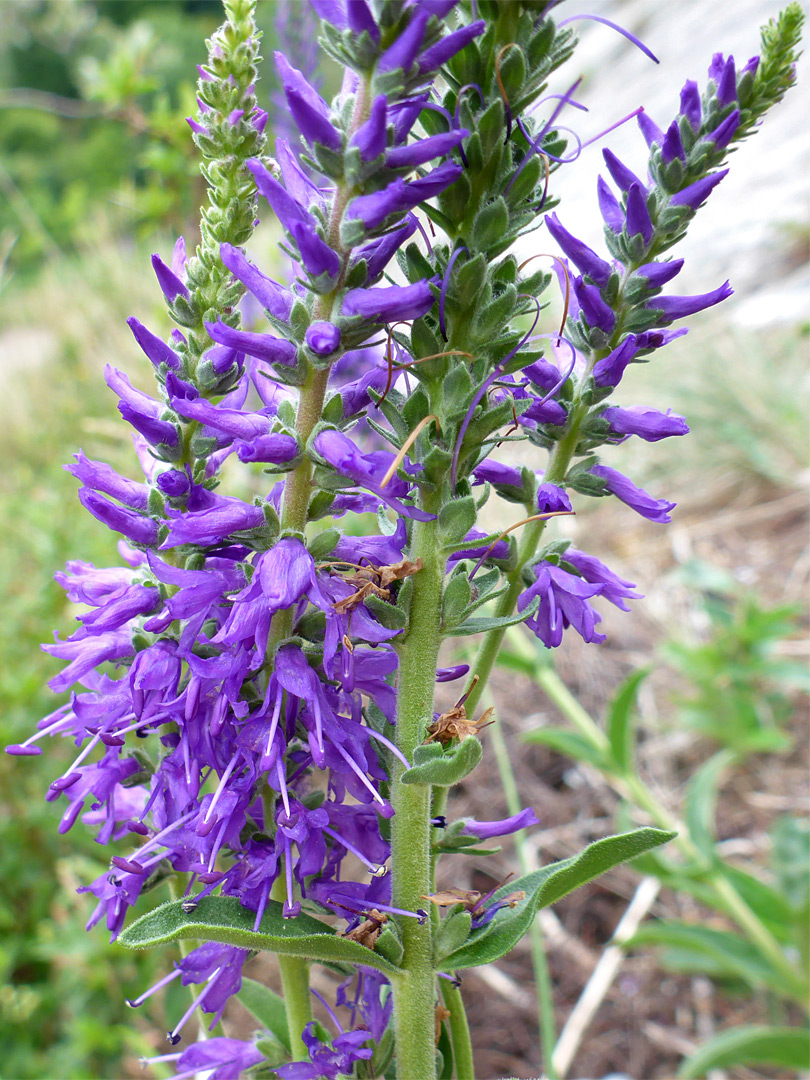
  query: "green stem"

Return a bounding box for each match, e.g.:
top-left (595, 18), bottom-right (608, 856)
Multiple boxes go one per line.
top-left (391, 493), bottom-right (444, 1080)
top-left (440, 980), bottom-right (475, 1080)
top-left (486, 693), bottom-right (558, 1078)
top-left (278, 952), bottom-right (313, 1057)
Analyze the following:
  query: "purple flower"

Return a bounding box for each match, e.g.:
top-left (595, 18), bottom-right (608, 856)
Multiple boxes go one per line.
top-left (518, 561), bottom-right (606, 648)
top-left (705, 109), bottom-right (740, 149)
top-left (536, 483), bottom-right (572, 514)
top-left (637, 110), bottom-right (665, 148)
top-left (148, 1037), bottom-right (265, 1080)
top-left (679, 80), bottom-right (702, 131)
top-left (161, 494), bottom-right (265, 548)
top-left (462, 808), bottom-right (540, 839)
top-left (633, 261), bottom-right (684, 290)
top-left (151, 253), bottom-right (188, 302)
top-left (575, 279), bottom-right (616, 333)
top-left (351, 96), bottom-right (388, 162)
top-left (626, 183), bottom-right (653, 244)
top-left (377, 9), bottom-right (429, 73)
top-left (647, 281), bottom-right (732, 323)
top-left (563, 549), bottom-right (642, 611)
top-left (602, 405), bottom-right (689, 442)
top-left (204, 320), bottom-right (297, 366)
top-left (417, 19), bottom-right (486, 74)
top-left (472, 460), bottom-right (522, 489)
top-left (275, 1023), bottom-right (372, 1080)
top-left (344, 162), bottom-right (462, 231)
top-left (126, 317), bottom-right (180, 370)
top-left (670, 170), bottom-right (728, 210)
top-left (220, 244), bottom-right (294, 321)
top-left (589, 464), bottom-right (676, 523)
top-left (386, 128), bottom-right (469, 169)
top-left (66, 452), bottom-right (150, 511)
top-left (289, 220), bottom-right (341, 283)
top-left (77, 489), bottom-right (159, 546)
top-left (341, 280), bottom-right (436, 322)
top-left (597, 176), bottom-right (624, 232)
top-left (354, 216), bottom-right (417, 280)
top-left (42, 629), bottom-right (134, 693)
top-left (545, 213), bottom-right (612, 287)
top-left (602, 148), bottom-right (645, 193)
top-left (275, 52), bottom-right (340, 151)
top-left (661, 120), bottom-right (686, 164)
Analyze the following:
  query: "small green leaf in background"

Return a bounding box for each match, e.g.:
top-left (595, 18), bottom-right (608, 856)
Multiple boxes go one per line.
top-left (523, 726), bottom-right (609, 771)
top-left (678, 1025), bottom-right (810, 1077)
top-left (237, 977), bottom-right (291, 1052)
top-left (684, 749), bottom-right (735, 858)
top-left (118, 896), bottom-right (403, 978)
top-left (606, 667), bottom-right (650, 774)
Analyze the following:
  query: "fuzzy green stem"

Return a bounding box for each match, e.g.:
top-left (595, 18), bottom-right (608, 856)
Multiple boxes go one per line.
top-left (268, 878), bottom-right (313, 1056)
top-left (391, 493), bottom-right (444, 1080)
top-left (440, 980), bottom-right (475, 1080)
top-left (485, 691), bottom-right (558, 1077)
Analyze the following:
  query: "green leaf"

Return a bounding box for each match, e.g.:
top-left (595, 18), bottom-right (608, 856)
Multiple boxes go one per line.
top-left (401, 737), bottom-right (482, 787)
top-left (364, 593), bottom-right (408, 630)
top-left (678, 1025), bottom-right (810, 1078)
top-left (434, 911), bottom-right (472, 964)
top-left (522, 727), bottom-right (609, 770)
top-left (442, 828), bottom-right (674, 970)
top-left (684, 750), bottom-right (734, 857)
top-left (237, 978), bottom-right (291, 1052)
top-left (118, 896), bottom-right (403, 978)
top-left (452, 594), bottom-right (540, 636)
top-left (437, 496), bottom-right (477, 547)
top-left (626, 921), bottom-right (789, 996)
top-left (606, 667), bottom-right (649, 774)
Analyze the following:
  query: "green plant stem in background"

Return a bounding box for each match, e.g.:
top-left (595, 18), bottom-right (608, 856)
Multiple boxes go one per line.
top-left (524, 649), bottom-right (809, 1005)
top-left (440, 979), bottom-right (475, 1080)
top-left (483, 687), bottom-right (558, 1079)
top-left (390, 493), bottom-right (445, 1080)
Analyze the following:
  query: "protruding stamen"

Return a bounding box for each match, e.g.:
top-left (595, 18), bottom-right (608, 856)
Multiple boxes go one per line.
top-left (439, 246), bottom-right (469, 340)
top-left (557, 14), bottom-right (659, 63)
top-left (468, 511), bottom-right (575, 579)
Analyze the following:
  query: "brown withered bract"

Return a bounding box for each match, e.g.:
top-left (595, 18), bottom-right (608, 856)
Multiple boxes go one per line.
top-left (425, 704), bottom-right (495, 747)
top-left (330, 557), bottom-right (423, 615)
top-left (338, 908), bottom-right (388, 950)
top-left (422, 888), bottom-right (482, 909)
top-left (434, 1003), bottom-right (451, 1044)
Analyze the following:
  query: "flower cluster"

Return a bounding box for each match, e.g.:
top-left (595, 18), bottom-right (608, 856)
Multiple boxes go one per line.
top-left (8, 0), bottom-right (801, 1076)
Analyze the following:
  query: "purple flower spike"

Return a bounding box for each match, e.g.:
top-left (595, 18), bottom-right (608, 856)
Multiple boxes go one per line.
top-left (647, 280), bottom-right (732, 323)
top-left (417, 19), bottom-right (487, 75)
top-left (151, 254), bottom-right (188, 302)
top-left (602, 148), bottom-right (645, 193)
top-left (462, 808), bottom-right (540, 839)
top-left (306, 321), bottom-right (341, 356)
top-left (625, 184), bottom-right (654, 244)
top-left (670, 169), bottom-right (729, 210)
top-left (589, 464), bottom-right (676, 523)
top-left (377, 10), bottom-right (429, 73)
top-left (351, 96), bottom-right (388, 162)
top-left (679, 80), bottom-right (702, 131)
top-left (603, 405), bottom-right (689, 442)
top-left (705, 109), bottom-right (740, 149)
top-left (545, 213), bottom-right (612, 287)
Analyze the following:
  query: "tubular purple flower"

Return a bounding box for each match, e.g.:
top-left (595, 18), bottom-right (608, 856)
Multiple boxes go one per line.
top-left (377, 10), bottom-right (429, 73)
top-left (597, 176), bottom-right (624, 232)
top-left (66, 452), bottom-right (150, 511)
top-left (220, 244), bottom-right (294, 321)
top-left (275, 53), bottom-right (340, 151)
top-left (386, 129), bottom-right (469, 169)
top-left (416, 19), bottom-right (487, 75)
top-left (537, 483), bottom-right (572, 514)
top-left (714, 54), bottom-right (737, 106)
top-left (77, 489), bottom-right (159, 545)
top-left (545, 213), bottom-right (612, 287)
top-left (310, 0), bottom-right (347, 28)
top-left (351, 96), bottom-right (388, 162)
top-left (679, 80), bottom-right (702, 131)
top-left (126, 317), bottom-right (180, 370)
top-left (637, 110), bottom-right (664, 148)
top-left (472, 460), bottom-right (522, 489)
top-left (236, 435), bottom-right (299, 464)
top-left (647, 281), bottom-right (732, 323)
top-left (602, 405), bottom-right (689, 442)
top-left (205, 320), bottom-right (298, 366)
top-left (670, 169), bottom-right (729, 209)
top-left (633, 260), bottom-right (684, 289)
top-left (563, 548), bottom-right (642, 610)
top-left (151, 254), bottom-right (188, 302)
top-left (575, 280), bottom-right (616, 333)
top-left (462, 808), bottom-right (540, 839)
top-left (160, 495), bottom-right (265, 548)
top-left (626, 183), bottom-right (653, 244)
top-left (602, 148), bottom-right (645, 193)
top-left (306, 322), bottom-right (341, 355)
top-left (354, 216), bottom-right (417, 280)
top-left (247, 159), bottom-right (311, 234)
top-left (705, 109), bottom-right (740, 149)
top-left (589, 464), bottom-right (676, 523)
top-left (347, 0), bottom-right (379, 39)
top-left (43, 630), bottom-right (134, 693)
top-left (117, 403), bottom-right (179, 449)
top-left (345, 162), bottom-right (462, 231)
top-left (341, 280), bottom-right (436, 322)
top-left (661, 120), bottom-right (686, 164)
top-left (289, 221), bottom-right (341, 282)
top-left (518, 562), bottom-right (606, 648)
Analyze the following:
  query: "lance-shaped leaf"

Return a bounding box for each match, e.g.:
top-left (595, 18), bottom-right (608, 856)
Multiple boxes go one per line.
top-left (237, 978), bottom-right (291, 1052)
top-left (451, 594), bottom-right (541, 636)
top-left (678, 1025), bottom-right (810, 1078)
top-left (441, 828), bottom-right (675, 970)
top-left (118, 896), bottom-right (403, 978)
top-left (606, 666), bottom-right (650, 774)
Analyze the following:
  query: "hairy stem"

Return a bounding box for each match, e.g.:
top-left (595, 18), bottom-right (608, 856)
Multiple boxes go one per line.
top-left (391, 493), bottom-right (444, 1080)
top-left (441, 979), bottom-right (475, 1080)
